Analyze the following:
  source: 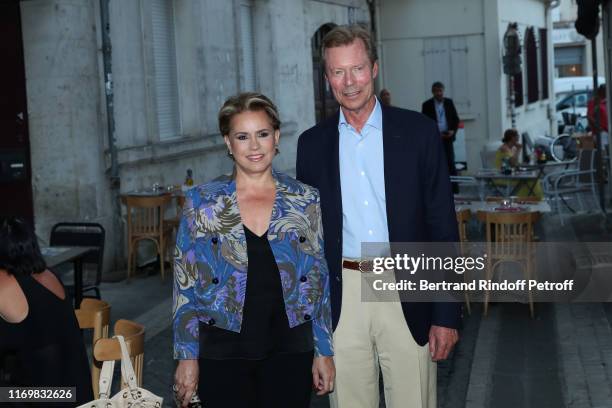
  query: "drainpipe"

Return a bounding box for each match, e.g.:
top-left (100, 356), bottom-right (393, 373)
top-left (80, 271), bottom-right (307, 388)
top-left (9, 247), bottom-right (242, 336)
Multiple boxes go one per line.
top-left (546, 0), bottom-right (560, 137)
top-left (98, 0), bottom-right (124, 268)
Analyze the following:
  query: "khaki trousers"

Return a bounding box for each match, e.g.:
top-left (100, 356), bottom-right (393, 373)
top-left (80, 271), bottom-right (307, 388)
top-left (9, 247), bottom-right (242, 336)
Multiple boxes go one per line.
top-left (329, 267), bottom-right (436, 408)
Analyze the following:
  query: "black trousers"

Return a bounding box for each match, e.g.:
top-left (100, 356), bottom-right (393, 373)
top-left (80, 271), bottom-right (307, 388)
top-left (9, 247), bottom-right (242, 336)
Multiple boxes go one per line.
top-left (198, 351), bottom-right (314, 408)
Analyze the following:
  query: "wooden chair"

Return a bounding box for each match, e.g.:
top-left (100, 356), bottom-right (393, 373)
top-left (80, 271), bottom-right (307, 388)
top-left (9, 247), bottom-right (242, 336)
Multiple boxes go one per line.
top-left (484, 211), bottom-right (537, 318)
top-left (456, 209), bottom-right (472, 314)
top-left (75, 298), bottom-right (111, 397)
top-left (124, 195), bottom-right (173, 280)
top-left (93, 319), bottom-right (145, 392)
top-left (164, 195), bottom-right (185, 254)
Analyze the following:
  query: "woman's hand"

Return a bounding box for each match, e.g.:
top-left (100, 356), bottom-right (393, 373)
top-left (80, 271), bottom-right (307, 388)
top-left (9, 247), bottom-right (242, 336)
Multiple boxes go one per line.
top-left (174, 359), bottom-right (199, 407)
top-left (312, 356), bottom-right (335, 396)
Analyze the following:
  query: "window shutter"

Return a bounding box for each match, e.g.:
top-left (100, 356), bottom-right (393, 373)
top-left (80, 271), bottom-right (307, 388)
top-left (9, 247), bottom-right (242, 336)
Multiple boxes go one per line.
top-left (151, 0), bottom-right (180, 140)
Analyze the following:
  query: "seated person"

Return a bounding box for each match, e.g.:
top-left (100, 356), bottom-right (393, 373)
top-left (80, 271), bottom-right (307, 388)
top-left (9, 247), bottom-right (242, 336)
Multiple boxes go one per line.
top-left (494, 129), bottom-right (543, 199)
top-left (0, 217), bottom-right (93, 406)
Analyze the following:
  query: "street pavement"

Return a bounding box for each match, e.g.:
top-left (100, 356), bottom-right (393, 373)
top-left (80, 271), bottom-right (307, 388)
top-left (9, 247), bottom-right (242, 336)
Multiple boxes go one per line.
top-left (90, 209), bottom-right (612, 408)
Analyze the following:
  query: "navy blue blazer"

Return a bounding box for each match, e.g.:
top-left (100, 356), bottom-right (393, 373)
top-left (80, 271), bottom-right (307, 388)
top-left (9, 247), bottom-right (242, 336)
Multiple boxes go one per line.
top-left (296, 104), bottom-right (461, 346)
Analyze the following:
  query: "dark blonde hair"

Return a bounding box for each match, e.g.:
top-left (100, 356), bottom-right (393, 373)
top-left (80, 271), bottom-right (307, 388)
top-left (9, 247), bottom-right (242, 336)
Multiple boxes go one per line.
top-left (502, 128), bottom-right (519, 144)
top-left (218, 92), bottom-right (281, 136)
top-left (321, 24), bottom-right (377, 69)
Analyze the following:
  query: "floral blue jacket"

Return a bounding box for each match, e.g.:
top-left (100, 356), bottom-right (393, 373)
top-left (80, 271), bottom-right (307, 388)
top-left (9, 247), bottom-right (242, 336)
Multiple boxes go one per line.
top-left (173, 170), bottom-right (333, 359)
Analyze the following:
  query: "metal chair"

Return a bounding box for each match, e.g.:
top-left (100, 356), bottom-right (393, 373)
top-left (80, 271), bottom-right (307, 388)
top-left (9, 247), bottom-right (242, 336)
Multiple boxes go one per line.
top-left (75, 298), bottom-right (111, 397)
top-left (124, 194), bottom-right (173, 280)
top-left (50, 222), bottom-right (105, 299)
top-left (542, 148), bottom-right (600, 225)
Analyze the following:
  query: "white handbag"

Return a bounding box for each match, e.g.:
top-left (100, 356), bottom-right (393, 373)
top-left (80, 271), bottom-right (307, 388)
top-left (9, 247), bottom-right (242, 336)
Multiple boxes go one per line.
top-left (77, 335), bottom-right (163, 408)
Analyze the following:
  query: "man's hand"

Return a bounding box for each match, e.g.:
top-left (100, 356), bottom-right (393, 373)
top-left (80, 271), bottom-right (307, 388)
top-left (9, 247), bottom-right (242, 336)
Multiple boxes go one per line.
top-left (441, 130), bottom-right (455, 140)
top-left (312, 356), bottom-right (335, 396)
top-left (428, 325), bottom-right (459, 362)
top-left (174, 359), bottom-right (199, 407)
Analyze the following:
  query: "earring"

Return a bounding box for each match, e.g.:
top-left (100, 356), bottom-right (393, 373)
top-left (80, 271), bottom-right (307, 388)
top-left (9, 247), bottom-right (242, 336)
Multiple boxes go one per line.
top-left (227, 150), bottom-right (234, 160)
top-left (275, 145), bottom-right (280, 155)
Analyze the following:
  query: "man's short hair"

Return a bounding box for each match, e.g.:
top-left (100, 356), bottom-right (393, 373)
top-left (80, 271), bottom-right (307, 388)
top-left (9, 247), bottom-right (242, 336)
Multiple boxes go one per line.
top-left (321, 24), bottom-right (377, 69)
top-left (432, 82), bottom-right (445, 91)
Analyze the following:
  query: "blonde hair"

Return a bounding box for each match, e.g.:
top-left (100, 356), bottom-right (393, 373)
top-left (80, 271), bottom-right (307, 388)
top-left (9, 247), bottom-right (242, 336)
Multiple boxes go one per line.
top-left (321, 24), bottom-right (377, 68)
top-left (218, 92), bottom-right (281, 136)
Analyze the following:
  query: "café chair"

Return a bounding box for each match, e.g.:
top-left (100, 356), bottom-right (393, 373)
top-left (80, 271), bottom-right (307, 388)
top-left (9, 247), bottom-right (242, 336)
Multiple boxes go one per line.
top-left (93, 319), bottom-right (145, 392)
top-left (50, 223), bottom-right (106, 299)
top-left (456, 209), bottom-right (472, 314)
top-left (75, 298), bottom-right (111, 397)
top-left (484, 211), bottom-right (537, 318)
top-left (124, 194), bottom-right (173, 281)
top-left (164, 195), bottom-right (185, 258)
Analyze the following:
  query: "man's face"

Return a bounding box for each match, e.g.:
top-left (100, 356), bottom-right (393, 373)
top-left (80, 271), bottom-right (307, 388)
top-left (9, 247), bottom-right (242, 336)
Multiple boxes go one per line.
top-left (324, 39), bottom-right (378, 114)
top-left (433, 86), bottom-right (444, 101)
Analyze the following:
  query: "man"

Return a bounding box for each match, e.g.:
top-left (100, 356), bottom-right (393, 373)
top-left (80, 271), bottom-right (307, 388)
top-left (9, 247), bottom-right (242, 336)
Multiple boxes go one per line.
top-left (379, 88), bottom-right (392, 106)
top-left (296, 25), bottom-right (460, 408)
top-left (421, 82), bottom-right (460, 192)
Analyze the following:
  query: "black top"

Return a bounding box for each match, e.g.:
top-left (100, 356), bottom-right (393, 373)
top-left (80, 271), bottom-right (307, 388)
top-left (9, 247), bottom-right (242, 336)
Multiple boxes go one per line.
top-left (0, 274), bottom-right (93, 407)
top-left (199, 225), bottom-right (313, 360)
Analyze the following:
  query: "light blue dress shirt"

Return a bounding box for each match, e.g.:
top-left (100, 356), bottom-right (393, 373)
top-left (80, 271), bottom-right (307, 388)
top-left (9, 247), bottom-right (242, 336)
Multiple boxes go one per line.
top-left (339, 98), bottom-right (389, 259)
top-left (435, 99), bottom-right (448, 133)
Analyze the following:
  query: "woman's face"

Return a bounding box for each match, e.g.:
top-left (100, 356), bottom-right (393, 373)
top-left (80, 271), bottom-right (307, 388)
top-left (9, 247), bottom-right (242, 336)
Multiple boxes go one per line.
top-left (224, 110), bottom-right (280, 175)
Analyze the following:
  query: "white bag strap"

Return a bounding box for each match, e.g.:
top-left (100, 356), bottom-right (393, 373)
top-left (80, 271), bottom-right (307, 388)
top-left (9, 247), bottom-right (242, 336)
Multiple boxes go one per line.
top-left (97, 359), bottom-right (115, 399)
top-left (115, 335), bottom-right (139, 390)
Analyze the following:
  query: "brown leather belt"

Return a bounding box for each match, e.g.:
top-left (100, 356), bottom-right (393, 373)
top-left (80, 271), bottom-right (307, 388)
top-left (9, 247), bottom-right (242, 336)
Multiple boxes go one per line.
top-left (342, 259), bottom-right (374, 273)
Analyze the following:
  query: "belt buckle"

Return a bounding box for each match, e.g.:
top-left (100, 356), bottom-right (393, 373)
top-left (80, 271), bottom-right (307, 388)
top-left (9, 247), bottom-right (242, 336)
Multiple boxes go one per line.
top-left (358, 259), bottom-right (372, 273)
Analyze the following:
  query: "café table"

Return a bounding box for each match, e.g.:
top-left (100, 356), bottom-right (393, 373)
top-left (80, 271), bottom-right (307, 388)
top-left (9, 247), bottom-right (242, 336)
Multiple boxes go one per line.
top-left (455, 199), bottom-right (551, 222)
top-left (42, 246), bottom-right (95, 308)
top-left (475, 169), bottom-right (541, 197)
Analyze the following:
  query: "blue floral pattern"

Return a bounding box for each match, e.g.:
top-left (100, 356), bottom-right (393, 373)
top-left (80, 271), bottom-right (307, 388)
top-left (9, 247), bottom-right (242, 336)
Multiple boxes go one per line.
top-left (173, 170), bottom-right (333, 359)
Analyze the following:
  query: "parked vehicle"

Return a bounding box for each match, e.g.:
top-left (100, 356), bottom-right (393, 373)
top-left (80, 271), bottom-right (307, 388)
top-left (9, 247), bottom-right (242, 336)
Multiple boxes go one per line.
top-left (555, 76), bottom-right (605, 133)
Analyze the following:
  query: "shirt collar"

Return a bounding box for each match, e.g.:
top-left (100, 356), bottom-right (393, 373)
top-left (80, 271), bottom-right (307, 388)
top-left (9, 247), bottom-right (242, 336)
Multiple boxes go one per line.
top-left (338, 97), bottom-right (383, 131)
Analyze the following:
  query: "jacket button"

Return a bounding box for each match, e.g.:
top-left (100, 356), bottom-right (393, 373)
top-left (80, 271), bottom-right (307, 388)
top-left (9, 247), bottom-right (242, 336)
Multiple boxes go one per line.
top-left (300, 276), bottom-right (307, 283)
top-left (212, 278), bottom-right (219, 284)
top-left (211, 237), bottom-right (218, 244)
top-left (336, 276), bottom-right (342, 282)
top-left (208, 318), bottom-right (216, 326)
top-left (304, 314), bottom-right (311, 321)
top-left (299, 236), bottom-right (306, 243)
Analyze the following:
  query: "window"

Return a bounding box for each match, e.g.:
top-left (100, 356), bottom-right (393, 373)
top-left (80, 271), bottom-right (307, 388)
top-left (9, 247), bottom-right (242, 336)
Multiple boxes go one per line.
top-left (151, 0), bottom-right (180, 140)
top-left (525, 27), bottom-right (539, 104)
top-left (239, 1), bottom-right (256, 91)
top-left (539, 28), bottom-right (549, 99)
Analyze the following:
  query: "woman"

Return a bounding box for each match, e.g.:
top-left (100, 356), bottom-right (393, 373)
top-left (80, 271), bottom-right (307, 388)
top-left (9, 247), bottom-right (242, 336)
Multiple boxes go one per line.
top-left (173, 92), bottom-right (335, 408)
top-left (495, 128), bottom-right (522, 169)
top-left (0, 217), bottom-right (93, 406)
top-left (495, 129), bottom-right (543, 199)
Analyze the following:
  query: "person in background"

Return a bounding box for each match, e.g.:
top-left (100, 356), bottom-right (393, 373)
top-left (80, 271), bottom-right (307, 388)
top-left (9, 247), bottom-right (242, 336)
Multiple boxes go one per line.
top-left (495, 129), bottom-right (543, 199)
top-left (0, 216), bottom-right (93, 406)
top-left (587, 84), bottom-right (608, 146)
top-left (173, 92), bottom-right (334, 408)
top-left (495, 128), bottom-right (522, 169)
top-left (379, 89), bottom-right (392, 106)
top-left (422, 82), bottom-right (460, 193)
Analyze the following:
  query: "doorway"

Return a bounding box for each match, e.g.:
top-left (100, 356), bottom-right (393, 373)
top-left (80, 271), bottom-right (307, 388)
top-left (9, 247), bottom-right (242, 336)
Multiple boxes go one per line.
top-left (312, 23), bottom-right (339, 123)
top-left (0, 1), bottom-right (33, 222)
